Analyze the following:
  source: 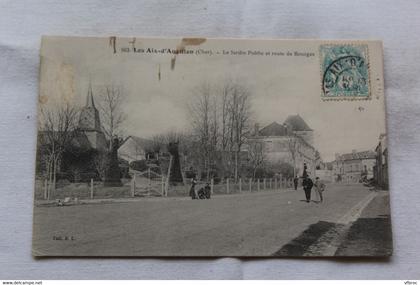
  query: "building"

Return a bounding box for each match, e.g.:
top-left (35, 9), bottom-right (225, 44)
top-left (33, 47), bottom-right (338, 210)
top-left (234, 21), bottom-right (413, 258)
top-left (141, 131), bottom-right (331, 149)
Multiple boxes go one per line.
top-left (117, 136), bottom-right (152, 163)
top-left (245, 115), bottom-right (318, 177)
top-left (77, 83), bottom-right (107, 151)
top-left (332, 150), bottom-right (376, 183)
top-left (374, 133), bottom-right (389, 189)
top-left (36, 84), bottom-right (109, 182)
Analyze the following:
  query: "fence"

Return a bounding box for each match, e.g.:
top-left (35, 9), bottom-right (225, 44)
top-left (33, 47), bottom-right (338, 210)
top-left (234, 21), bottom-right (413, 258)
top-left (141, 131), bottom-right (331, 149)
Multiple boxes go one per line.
top-left (35, 175), bottom-right (294, 201)
top-left (130, 168), bottom-right (167, 198)
top-left (209, 177), bottom-right (294, 196)
top-left (36, 178), bottom-right (132, 201)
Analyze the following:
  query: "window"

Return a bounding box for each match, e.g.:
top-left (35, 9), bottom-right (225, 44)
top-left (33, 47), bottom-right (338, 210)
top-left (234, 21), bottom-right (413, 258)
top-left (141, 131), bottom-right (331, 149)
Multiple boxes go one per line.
top-left (265, 141), bottom-right (273, 152)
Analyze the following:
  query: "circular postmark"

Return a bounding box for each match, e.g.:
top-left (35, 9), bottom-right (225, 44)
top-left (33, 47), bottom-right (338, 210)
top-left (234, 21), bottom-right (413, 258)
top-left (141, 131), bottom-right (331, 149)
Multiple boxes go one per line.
top-left (322, 55), bottom-right (368, 97)
top-left (320, 44), bottom-right (370, 99)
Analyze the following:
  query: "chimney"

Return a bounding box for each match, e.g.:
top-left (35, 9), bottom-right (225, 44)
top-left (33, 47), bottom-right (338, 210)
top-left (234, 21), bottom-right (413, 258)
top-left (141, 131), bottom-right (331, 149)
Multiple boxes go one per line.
top-left (254, 123), bottom-right (260, 136)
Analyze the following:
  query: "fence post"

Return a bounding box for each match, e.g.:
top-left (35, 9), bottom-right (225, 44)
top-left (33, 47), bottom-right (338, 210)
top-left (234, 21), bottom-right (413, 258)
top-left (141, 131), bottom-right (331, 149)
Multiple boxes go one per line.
top-left (239, 178), bottom-right (242, 193)
top-left (90, 178), bottom-right (94, 199)
top-left (257, 179), bottom-right (260, 191)
top-left (161, 175), bottom-right (164, 196)
top-left (43, 179), bottom-right (48, 200)
top-left (165, 156), bottom-right (172, 196)
top-left (249, 178), bottom-right (252, 192)
top-left (269, 178), bottom-right (272, 189)
top-left (211, 178), bottom-right (214, 195)
top-left (148, 168), bottom-right (151, 194)
top-left (263, 178), bottom-right (266, 190)
top-left (227, 178), bottom-right (230, 194)
top-left (131, 174), bottom-right (136, 197)
top-left (280, 175), bottom-right (283, 188)
top-left (47, 179), bottom-right (50, 201)
top-left (275, 178), bottom-right (278, 190)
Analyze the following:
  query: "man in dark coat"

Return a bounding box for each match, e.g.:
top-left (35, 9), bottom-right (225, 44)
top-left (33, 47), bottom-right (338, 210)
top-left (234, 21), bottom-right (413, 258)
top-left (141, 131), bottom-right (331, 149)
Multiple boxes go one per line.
top-left (302, 176), bottom-right (314, 203)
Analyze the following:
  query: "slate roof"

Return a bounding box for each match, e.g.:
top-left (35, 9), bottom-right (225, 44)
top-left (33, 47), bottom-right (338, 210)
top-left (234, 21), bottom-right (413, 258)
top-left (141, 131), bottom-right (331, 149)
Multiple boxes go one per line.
top-left (122, 136), bottom-right (152, 149)
top-left (258, 122), bottom-right (287, 136)
top-left (284, 114), bottom-right (312, 131)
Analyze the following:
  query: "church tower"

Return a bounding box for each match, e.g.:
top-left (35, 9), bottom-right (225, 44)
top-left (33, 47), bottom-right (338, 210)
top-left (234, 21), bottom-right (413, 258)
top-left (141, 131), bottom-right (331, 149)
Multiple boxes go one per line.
top-left (78, 83), bottom-right (107, 150)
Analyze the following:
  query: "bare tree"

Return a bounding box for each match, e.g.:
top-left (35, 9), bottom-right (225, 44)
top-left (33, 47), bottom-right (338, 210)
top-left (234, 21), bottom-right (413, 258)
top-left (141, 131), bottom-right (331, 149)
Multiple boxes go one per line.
top-left (227, 83), bottom-right (252, 181)
top-left (97, 85), bottom-right (127, 150)
top-left (287, 134), bottom-right (299, 177)
top-left (219, 82), bottom-right (232, 151)
top-left (188, 83), bottom-right (214, 180)
top-left (39, 103), bottom-right (79, 198)
top-left (188, 80), bottom-right (253, 180)
top-left (248, 141), bottom-right (266, 179)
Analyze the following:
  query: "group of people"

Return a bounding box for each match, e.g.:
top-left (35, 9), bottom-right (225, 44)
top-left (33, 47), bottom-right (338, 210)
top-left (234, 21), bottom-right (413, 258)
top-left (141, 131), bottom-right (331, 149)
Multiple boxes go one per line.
top-left (293, 164), bottom-right (326, 203)
top-left (189, 177), bottom-right (211, 200)
top-left (189, 163), bottom-right (325, 203)
top-left (294, 176), bottom-right (325, 203)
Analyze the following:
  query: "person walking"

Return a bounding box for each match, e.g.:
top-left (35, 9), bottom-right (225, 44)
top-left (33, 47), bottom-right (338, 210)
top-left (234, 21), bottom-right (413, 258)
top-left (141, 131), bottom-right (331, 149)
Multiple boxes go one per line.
top-left (302, 176), bottom-right (314, 203)
top-left (293, 176), bottom-right (299, 190)
top-left (189, 177), bottom-right (198, 199)
top-left (314, 177), bottom-right (325, 203)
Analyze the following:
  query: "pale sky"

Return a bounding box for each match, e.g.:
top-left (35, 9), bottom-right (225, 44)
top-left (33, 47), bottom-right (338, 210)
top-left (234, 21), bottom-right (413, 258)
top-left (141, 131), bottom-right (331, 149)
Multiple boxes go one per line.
top-left (39, 37), bottom-right (387, 162)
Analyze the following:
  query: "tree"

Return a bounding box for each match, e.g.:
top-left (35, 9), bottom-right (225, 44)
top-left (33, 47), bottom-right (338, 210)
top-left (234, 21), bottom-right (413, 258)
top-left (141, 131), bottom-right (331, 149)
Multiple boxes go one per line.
top-left (39, 103), bottom-right (79, 198)
top-left (188, 80), bottom-right (253, 181)
top-left (188, 82), bottom-right (215, 180)
top-left (288, 134), bottom-right (299, 177)
top-left (97, 85), bottom-right (127, 150)
top-left (226, 82), bottom-right (252, 181)
top-left (248, 141), bottom-right (266, 179)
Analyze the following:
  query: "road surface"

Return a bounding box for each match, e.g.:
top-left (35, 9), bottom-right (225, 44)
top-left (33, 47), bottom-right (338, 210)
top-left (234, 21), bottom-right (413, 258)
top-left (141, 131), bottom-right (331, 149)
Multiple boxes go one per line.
top-left (32, 183), bottom-right (378, 256)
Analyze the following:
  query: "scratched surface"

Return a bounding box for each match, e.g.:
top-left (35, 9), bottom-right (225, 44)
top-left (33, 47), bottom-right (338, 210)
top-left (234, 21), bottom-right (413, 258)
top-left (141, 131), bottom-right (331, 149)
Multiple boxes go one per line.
top-left (1, 0), bottom-right (420, 280)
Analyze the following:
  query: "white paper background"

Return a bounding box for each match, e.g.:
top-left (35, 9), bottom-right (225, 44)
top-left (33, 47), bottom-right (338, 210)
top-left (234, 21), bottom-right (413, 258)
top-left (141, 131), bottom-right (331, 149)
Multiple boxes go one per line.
top-left (1, 0), bottom-right (419, 279)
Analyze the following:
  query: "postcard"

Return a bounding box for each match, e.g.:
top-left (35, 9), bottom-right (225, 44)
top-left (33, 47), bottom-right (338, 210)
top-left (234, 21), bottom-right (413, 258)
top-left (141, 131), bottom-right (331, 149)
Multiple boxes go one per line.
top-left (33, 37), bottom-right (391, 256)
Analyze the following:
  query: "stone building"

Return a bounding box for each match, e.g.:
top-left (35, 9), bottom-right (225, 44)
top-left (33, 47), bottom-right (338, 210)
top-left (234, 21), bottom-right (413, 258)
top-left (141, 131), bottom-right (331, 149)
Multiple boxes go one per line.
top-left (245, 115), bottom-right (318, 177)
top-left (118, 136), bottom-right (152, 163)
top-left (332, 150), bottom-right (376, 183)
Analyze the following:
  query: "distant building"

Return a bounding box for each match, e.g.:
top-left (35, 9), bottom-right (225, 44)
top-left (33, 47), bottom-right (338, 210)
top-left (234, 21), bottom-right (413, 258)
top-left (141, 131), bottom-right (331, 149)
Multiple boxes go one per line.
top-left (374, 133), bottom-right (389, 189)
top-left (315, 169), bottom-right (333, 182)
top-left (332, 150), bottom-right (376, 183)
top-left (118, 136), bottom-right (152, 163)
top-left (245, 115), bottom-right (318, 177)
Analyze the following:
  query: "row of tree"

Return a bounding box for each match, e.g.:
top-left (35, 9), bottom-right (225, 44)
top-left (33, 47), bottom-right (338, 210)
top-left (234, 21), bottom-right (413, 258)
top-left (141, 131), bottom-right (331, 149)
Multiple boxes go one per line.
top-left (38, 79), bottom-right (311, 187)
top-left (187, 81), bottom-right (253, 181)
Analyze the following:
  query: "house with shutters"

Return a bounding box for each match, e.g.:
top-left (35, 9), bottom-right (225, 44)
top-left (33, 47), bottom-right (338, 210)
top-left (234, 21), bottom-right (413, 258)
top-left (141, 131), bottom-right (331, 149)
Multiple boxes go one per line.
top-left (244, 114), bottom-right (318, 177)
top-left (332, 150), bottom-right (376, 183)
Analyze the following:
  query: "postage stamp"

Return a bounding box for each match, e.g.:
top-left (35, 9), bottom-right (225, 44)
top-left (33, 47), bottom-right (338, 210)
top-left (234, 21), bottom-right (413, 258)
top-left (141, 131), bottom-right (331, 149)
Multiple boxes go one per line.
top-left (320, 44), bottom-right (370, 100)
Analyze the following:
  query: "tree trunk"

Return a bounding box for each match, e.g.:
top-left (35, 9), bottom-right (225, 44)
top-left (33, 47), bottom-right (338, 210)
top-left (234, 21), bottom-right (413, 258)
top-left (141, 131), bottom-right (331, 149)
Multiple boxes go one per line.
top-left (47, 158), bottom-right (53, 200)
top-left (234, 151), bottom-right (238, 182)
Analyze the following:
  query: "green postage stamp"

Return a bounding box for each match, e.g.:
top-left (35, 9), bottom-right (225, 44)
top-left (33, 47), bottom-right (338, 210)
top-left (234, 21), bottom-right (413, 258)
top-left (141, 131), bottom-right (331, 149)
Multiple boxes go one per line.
top-left (320, 44), bottom-right (370, 100)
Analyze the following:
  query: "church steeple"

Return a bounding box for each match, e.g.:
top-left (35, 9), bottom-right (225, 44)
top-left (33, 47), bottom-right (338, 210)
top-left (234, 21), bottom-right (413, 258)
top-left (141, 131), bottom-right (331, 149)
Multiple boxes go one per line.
top-left (86, 81), bottom-right (96, 108)
top-left (78, 83), bottom-right (101, 132)
top-left (78, 82), bottom-right (107, 151)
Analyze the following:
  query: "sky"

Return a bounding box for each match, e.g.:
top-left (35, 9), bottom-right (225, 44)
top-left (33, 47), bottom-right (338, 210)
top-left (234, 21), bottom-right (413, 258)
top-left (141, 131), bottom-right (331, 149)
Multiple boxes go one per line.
top-left (39, 37), bottom-right (387, 162)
